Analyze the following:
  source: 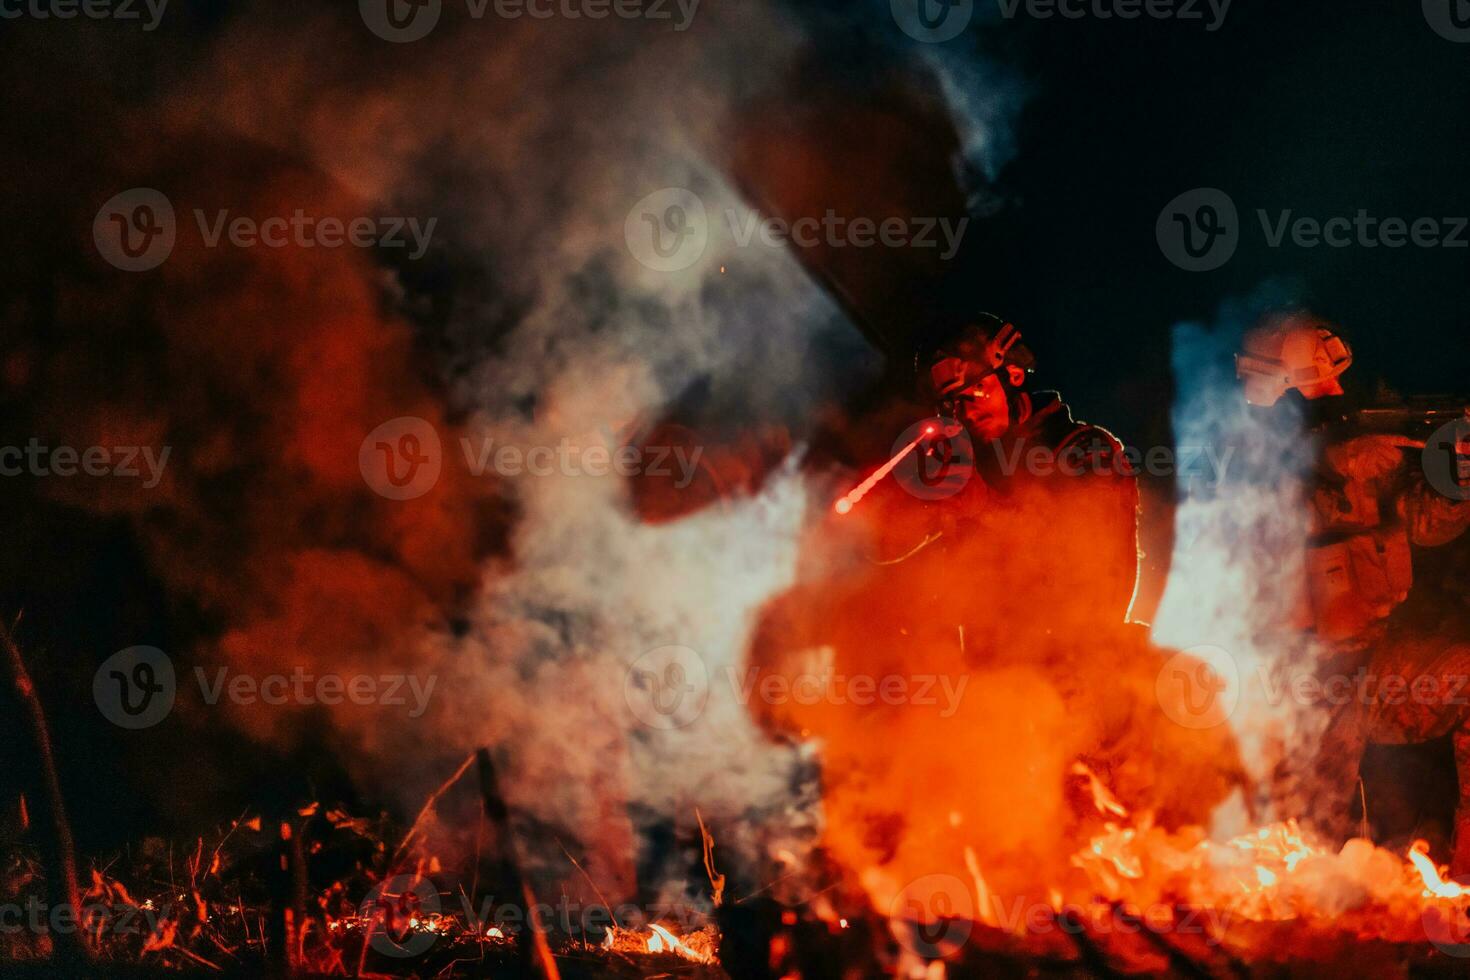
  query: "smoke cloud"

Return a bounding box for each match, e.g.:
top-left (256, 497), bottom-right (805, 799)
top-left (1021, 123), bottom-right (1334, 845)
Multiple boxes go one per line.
top-left (1, 0), bottom-right (1038, 906)
top-left (1151, 289), bottom-right (1320, 834)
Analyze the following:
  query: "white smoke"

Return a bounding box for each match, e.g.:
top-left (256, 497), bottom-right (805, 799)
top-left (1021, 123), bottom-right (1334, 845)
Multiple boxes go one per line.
top-left (157, 2), bottom-right (1026, 901)
top-left (1151, 292), bottom-right (1323, 834)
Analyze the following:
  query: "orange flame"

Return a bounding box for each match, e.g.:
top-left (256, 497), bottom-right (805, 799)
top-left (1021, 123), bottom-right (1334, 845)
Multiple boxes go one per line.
top-left (1071, 761), bottom-right (1129, 819)
top-left (1409, 840), bottom-right (1467, 899)
top-left (602, 924), bottom-right (715, 964)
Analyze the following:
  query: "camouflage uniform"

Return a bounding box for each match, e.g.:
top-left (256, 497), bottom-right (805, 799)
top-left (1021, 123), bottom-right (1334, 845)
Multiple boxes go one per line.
top-left (1285, 428), bottom-right (1470, 865)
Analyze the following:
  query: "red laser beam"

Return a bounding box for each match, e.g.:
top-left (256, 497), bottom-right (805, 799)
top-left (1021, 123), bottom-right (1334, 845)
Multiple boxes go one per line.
top-left (833, 424), bottom-right (936, 516)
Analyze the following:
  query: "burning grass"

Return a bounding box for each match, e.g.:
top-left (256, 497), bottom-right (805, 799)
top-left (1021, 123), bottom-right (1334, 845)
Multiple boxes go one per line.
top-left (0, 798), bottom-right (726, 978)
top-left (9, 757), bottom-right (1470, 978)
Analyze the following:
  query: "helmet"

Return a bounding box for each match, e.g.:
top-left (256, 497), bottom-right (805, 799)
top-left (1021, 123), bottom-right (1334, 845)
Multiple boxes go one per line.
top-left (1236, 313), bottom-right (1353, 407)
top-left (918, 313), bottom-right (1036, 400)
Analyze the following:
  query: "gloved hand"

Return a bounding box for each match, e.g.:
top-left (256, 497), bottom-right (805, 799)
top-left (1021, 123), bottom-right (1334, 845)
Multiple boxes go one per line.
top-left (1325, 434), bottom-right (1424, 483)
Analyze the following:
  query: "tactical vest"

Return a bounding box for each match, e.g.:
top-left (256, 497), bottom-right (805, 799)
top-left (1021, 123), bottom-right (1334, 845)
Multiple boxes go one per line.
top-left (1301, 469), bottom-right (1412, 643)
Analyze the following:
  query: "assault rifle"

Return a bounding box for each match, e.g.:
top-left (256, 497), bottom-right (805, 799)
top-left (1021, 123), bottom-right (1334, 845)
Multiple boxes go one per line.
top-left (1339, 396), bottom-right (1470, 436)
top-left (1315, 396), bottom-right (1470, 490)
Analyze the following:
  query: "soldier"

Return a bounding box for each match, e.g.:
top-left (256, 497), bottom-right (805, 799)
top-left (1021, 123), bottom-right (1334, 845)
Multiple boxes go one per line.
top-left (744, 315), bottom-right (1239, 933)
top-left (1237, 315), bottom-right (1419, 643)
top-left (1237, 312), bottom-right (1470, 867)
top-left (866, 313), bottom-right (1142, 640)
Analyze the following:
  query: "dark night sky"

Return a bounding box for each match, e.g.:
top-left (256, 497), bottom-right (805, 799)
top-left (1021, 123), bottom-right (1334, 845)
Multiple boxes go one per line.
top-left (973, 0), bottom-right (1470, 442)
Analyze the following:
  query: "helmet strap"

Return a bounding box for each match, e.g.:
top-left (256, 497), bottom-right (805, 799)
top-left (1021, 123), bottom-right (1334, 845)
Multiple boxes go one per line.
top-left (1007, 388), bottom-right (1032, 431)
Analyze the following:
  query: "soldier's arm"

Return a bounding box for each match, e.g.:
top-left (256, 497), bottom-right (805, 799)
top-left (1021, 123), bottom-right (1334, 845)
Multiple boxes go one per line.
top-left (1401, 475), bottom-right (1470, 547)
top-left (1059, 424), bottom-right (1142, 623)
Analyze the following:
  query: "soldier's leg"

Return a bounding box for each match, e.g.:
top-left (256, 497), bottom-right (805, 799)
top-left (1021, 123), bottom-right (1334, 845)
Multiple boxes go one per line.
top-left (1257, 633), bottom-right (1372, 842)
top-left (1364, 639), bottom-right (1470, 869)
top-left (1289, 694), bottom-right (1372, 842)
top-left (1454, 725), bottom-right (1470, 874)
top-left (1363, 639), bottom-right (1470, 744)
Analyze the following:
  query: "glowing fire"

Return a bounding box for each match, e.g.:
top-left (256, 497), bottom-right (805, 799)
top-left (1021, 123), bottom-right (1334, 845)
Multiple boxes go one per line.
top-left (1408, 841), bottom-right (1468, 900)
top-left (1072, 761), bottom-right (1129, 819)
top-left (1064, 766), bottom-right (1470, 943)
top-left (601, 924), bottom-right (716, 964)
